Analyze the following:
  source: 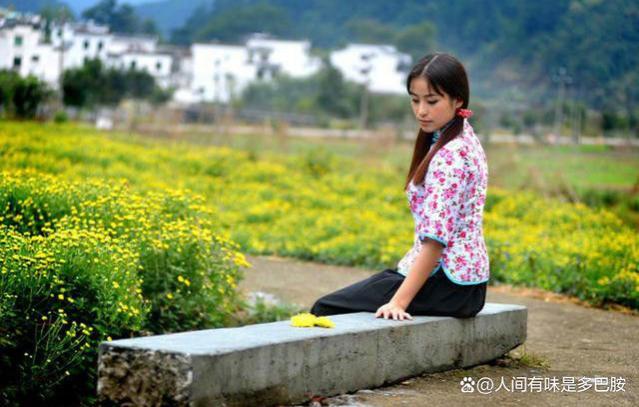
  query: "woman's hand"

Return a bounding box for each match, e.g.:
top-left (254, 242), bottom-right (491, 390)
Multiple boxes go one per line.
top-left (375, 301), bottom-right (413, 320)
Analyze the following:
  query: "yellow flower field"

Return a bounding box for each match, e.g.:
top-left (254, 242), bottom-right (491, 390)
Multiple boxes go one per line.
top-left (0, 121), bottom-right (637, 312)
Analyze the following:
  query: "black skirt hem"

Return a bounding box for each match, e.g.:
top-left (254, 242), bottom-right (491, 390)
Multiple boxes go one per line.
top-left (310, 265), bottom-right (487, 319)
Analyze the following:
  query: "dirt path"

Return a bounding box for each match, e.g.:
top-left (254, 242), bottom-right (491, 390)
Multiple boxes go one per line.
top-left (238, 254), bottom-right (638, 406)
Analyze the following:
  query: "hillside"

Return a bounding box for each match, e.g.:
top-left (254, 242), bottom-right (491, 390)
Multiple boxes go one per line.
top-left (0, 0), bottom-right (64, 13)
top-left (133, 0), bottom-right (209, 37)
top-left (171, 0), bottom-right (638, 113)
top-left (4, 0), bottom-right (637, 114)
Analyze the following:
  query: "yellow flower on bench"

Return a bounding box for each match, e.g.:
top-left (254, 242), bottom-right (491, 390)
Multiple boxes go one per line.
top-left (314, 316), bottom-right (335, 328)
top-left (290, 312), bottom-right (334, 328)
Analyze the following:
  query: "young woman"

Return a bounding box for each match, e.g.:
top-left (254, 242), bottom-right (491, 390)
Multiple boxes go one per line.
top-left (310, 52), bottom-right (489, 321)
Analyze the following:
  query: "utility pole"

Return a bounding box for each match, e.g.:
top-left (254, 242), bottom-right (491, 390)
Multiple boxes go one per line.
top-left (57, 16), bottom-right (68, 108)
top-left (358, 52), bottom-right (372, 130)
top-left (552, 66), bottom-right (572, 141)
top-left (571, 85), bottom-right (582, 144)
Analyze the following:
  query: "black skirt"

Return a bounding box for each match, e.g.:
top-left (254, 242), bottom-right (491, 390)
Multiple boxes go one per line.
top-left (310, 264), bottom-right (487, 319)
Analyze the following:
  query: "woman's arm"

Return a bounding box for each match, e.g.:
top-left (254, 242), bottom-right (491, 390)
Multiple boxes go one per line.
top-left (390, 239), bottom-right (443, 309)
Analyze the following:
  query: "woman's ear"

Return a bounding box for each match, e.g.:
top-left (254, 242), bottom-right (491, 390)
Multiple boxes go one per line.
top-left (455, 99), bottom-right (463, 109)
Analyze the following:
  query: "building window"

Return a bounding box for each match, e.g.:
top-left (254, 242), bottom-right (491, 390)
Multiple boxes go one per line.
top-left (58, 29), bottom-right (63, 37)
top-left (97, 41), bottom-right (103, 51)
top-left (31, 55), bottom-right (39, 63)
top-left (13, 56), bottom-right (22, 68)
top-left (156, 61), bottom-right (162, 71)
top-left (130, 61), bottom-right (136, 69)
top-left (14, 36), bottom-right (23, 46)
top-left (83, 40), bottom-right (89, 49)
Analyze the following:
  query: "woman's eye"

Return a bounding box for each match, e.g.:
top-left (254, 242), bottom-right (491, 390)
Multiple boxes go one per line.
top-left (427, 100), bottom-right (438, 105)
top-left (411, 99), bottom-right (418, 104)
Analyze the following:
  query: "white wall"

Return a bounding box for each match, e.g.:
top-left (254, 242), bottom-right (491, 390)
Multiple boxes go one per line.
top-left (0, 18), bottom-right (175, 90)
top-left (330, 43), bottom-right (412, 94)
top-left (245, 35), bottom-right (321, 78)
top-left (109, 34), bottom-right (156, 54)
top-left (110, 52), bottom-right (173, 88)
top-left (191, 43), bottom-right (257, 103)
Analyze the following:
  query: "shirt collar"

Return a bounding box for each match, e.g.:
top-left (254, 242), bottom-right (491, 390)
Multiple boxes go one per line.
top-left (432, 117), bottom-right (457, 144)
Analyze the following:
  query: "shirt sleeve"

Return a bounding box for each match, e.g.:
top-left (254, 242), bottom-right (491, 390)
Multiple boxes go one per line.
top-left (415, 147), bottom-right (468, 247)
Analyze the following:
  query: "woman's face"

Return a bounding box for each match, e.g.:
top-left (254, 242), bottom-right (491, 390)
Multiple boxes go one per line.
top-left (409, 76), bottom-right (462, 133)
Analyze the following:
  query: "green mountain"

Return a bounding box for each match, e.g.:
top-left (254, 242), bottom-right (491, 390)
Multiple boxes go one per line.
top-left (4, 0), bottom-right (637, 113)
top-left (0, 0), bottom-right (64, 13)
top-left (133, 0), bottom-right (210, 37)
top-left (171, 0), bottom-right (638, 113)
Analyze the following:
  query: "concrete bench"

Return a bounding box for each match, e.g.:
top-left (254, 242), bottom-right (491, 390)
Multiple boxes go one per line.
top-left (97, 303), bottom-right (527, 406)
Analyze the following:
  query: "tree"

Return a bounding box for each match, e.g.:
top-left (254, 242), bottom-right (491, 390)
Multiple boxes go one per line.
top-left (62, 58), bottom-right (167, 108)
top-left (39, 4), bottom-right (75, 23)
top-left (177, 1), bottom-right (291, 44)
top-left (315, 59), bottom-right (357, 118)
top-left (0, 70), bottom-right (50, 119)
top-left (394, 22), bottom-right (436, 63)
top-left (82, 0), bottom-right (159, 35)
top-left (39, 4), bottom-right (75, 44)
top-left (345, 18), bottom-right (395, 44)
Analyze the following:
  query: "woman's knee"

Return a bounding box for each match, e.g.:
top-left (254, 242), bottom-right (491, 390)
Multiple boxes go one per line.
top-left (310, 297), bottom-right (331, 316)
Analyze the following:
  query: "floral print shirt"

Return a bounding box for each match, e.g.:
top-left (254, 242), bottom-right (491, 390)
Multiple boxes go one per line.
top-left (396, 118), bottom-right (490, 285)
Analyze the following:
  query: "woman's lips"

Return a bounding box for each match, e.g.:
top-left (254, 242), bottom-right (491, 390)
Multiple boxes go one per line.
top-left (419, 120), bottom-right (433, 125)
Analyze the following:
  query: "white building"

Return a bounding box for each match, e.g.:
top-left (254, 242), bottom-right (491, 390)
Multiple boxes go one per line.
top-left (0, 14), bottom-right (61, 83)
top-left (0, 8), bottom-right (414, 107)
top-left (109, 33), bottom-right (156, 54)
top-left (185, 33), bottom-right (323, 104)
top-left (330, 43), bottom-right (412, 94)
top-left (0, 11), bottom-right (175, 90)
top-left (51, 21), bottom-right (111, 69)
top-left (245, 33), bottom-right (322, 80)
top-left (189, 43), bottom-right (257, 104)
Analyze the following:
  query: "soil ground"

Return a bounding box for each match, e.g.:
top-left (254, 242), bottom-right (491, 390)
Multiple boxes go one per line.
top-left (238, 254), bottom-right (638, 406)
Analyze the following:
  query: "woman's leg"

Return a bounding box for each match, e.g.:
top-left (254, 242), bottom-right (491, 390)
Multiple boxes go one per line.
top-left (405, 268), bottom-right (488, 318)
top-left (310, 265), bottom-right (488, 319)
top-left (310, 269), bottom-right (403, 316)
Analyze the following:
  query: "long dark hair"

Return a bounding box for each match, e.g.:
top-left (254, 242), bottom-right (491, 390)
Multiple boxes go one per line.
top-left (404, 52), bottom-right (470, 190)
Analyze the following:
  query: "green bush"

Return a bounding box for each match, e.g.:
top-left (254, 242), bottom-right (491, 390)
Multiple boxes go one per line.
top-left (0, 169), bottom-right (248, 405)
top-left (0, 225), bottom-right (145, 405)
top-left (53, 110), bottom-right (68, 123)
top-left (0, 70), bottom-right (50, 119)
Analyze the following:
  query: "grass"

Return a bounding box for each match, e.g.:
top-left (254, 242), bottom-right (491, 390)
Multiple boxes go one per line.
top-left (135, 122), bottom-right (639, 228)
top-left (229, 296), bottom-right (306, 326)
top-left (498, 344), bottom-right (552, 370)
top-left (133, 121), bottom-right (639, 190)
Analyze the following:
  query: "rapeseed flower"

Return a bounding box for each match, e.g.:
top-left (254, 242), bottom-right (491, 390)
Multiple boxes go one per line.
top-left (290, 312), bottom-right (335, 328)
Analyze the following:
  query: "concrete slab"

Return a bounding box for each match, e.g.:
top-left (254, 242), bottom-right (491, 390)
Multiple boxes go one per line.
top-left (97, 302), bottom-right (527, 406)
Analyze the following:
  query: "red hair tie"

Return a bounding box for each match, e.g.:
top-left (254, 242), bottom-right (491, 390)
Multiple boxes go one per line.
top-left (456, 108), bottom-right (473, 118)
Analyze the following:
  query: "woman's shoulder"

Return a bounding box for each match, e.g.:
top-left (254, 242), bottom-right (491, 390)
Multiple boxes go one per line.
top-left (433, 137), bottom-right (469, 163)
top-left (440, 122), bottom-right (481, 156)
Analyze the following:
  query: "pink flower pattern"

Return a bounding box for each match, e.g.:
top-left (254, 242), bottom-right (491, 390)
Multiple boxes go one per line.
top-left (397, 119), bottom-right (490, 285)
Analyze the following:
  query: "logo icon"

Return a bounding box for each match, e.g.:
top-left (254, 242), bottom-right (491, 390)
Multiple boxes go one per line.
top-left (460, 376), bottom-right (476, 393)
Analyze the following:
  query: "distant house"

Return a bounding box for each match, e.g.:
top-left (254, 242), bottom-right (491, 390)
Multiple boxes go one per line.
top-left (188, 42), bottom-right (256, 104)
top-left (0, 13), bottom-right (63, 84)
top-left (105, 34), bottom-right (174, 89)
top-left (0, 9), bottom-right (175, 90)
top-left (51, 20), bottom-right (111, 69)
top-left (0, 8), bottom-right (412, 106)
top-left (245, 33), bottom-right (322, 80)
top-left (330, 43), bottom-right (412, 94)
top-left (185, 33), bottom-right (322, 104)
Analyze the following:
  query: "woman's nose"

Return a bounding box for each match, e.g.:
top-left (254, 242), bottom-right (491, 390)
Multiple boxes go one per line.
top-left (417, 103), bottom-right (428, 116)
